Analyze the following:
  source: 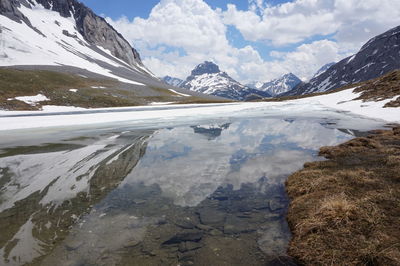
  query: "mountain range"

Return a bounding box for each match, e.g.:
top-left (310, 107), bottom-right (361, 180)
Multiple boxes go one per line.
top-left (163, 64), bottom-right (302, 100)
top-left (1, 0), bottom-right (400, 105)
top-left (0, 0), bottom-right (223, 110)
top-left (164, 25), bottom-right (400, 100)
top-left (285, 26), bottom-right (400, 96)
top-left (177, 61), bottom-right (272, 100)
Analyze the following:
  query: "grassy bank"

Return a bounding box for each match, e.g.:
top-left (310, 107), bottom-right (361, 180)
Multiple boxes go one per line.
top-left (0, 68), bottom-right (229, 110)
top-left (286, 126), bottom-right (400, 265)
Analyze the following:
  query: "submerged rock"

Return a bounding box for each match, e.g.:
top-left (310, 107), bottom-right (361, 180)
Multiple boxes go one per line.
top-left (174, 217), bottom-right (197, 229)
top-left (269, 199), bottom-right (287, 212)
top-left (197, 208), bottom-right (226, 226)
top-left (163, 230), bottom-right (203, 245)
top-left (223, 215), bottom-right (256, 235)
top-left (65, 240), bottom-right (84, 251)
top-left (179, 241), bottom-right (203, 253)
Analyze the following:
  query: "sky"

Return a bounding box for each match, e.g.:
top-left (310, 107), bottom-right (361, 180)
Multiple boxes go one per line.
top-left (80, 0), bottom-right (400, 83)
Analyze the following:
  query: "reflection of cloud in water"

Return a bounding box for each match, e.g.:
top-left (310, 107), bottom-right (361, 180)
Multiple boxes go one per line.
top-left (123, 118), bottom-right (351, 206)
top-left (226, 149), bottom-right (314, 190)
top-left (269, 120), bottom-right (350, 150)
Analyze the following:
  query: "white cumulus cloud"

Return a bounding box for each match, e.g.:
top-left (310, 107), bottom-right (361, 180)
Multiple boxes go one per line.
top-left (223, 0), bottom-right (400, 47)
top-left (105, 0), bottom-right (400, 84)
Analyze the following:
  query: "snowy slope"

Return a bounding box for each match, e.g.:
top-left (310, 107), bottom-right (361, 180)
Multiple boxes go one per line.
top-left (292, 87), bottom-right (400, 122)
top-left (286, 25), bottom-right (400, 96)
top-left (0, 0), bottom-right (225, 106)
top-left (0, 0), bottom-right (155, 84)
top-left (181, 61), bottom-right (271, 100)
top-left (259, 73), bottom-right (301, 96)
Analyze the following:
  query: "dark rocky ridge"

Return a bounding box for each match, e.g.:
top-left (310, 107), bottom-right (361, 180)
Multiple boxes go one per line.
top-left (284, 25), bottom-right (400, 96)
top-left (312, 62), bottom-right (335, 79)
top-left (0, 0), bottom-right (142, 67)
top-left (191, 61), bottom-right (220, 76)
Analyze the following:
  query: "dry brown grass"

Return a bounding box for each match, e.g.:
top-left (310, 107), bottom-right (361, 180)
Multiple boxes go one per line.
top-left (286, 127), bottom-right (400, 265)
top-left (353, 70), bottom-right (400, 107)
top-left (0, 68), bottom-right (230, 110)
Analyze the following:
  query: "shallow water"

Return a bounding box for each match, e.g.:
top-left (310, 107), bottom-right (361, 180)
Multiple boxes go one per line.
top-left (0, 112), bottom-right (387, 265)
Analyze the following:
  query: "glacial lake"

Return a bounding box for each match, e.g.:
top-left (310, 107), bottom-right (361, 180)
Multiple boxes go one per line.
top-left (0, 106), bottom-right (388, 266)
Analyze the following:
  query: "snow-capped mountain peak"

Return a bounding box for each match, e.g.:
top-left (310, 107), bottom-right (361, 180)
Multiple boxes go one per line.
top-left (259, 73), bottom-right (301, 96)
top-left (181, 61), bottom-right (271, 100)
top-left (191, 61), bottom-right (221, 76)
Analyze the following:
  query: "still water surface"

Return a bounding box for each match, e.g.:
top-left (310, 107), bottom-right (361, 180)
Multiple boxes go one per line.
top-left (0, 113), bottom-right (385, 265)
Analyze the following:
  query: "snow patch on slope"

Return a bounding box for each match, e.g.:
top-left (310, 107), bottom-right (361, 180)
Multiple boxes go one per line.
top-left (8, 94), bottom-right (49, 105)
top-left (169, 89), bottom-right (190, 97)
top-left (0, 1), bottom-right (145, 85)
top-left (293, 88), bottom-right (400, 122)
top-left (185, 73), bottom-right (234, 94)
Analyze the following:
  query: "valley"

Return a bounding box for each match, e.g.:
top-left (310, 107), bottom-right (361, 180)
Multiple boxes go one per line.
top-left (0, 0), bottom-right (400, 265)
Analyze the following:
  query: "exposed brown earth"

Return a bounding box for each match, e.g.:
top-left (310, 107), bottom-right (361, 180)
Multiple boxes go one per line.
top-left (286, 127), bottom-right (400, 265)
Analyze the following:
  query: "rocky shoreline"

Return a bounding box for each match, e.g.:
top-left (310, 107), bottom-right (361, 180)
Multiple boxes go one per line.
top-left (286, 126), bottom-right (400, 265)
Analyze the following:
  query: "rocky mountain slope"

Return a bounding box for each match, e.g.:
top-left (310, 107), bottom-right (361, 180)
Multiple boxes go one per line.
top-left (285, 25), bottom-right (400, 96)
top-left (0, 0), bottom-right (222, 109)
top-left (259, 73), bottom-right (301, 96)
top-left (312, 62), bottom-right (335, 79)
top-left (0, 0), bottom-right (149, 79)
top-left (181, 61), bottom-right (271, 100)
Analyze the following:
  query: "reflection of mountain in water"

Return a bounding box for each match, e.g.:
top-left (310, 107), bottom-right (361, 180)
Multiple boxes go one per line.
top-left (191, 123), bottom-right (231, 140)
top-left (0, 117), bottom-right (365, 265)
top-left (0, 131), bottom-right (153, 265)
